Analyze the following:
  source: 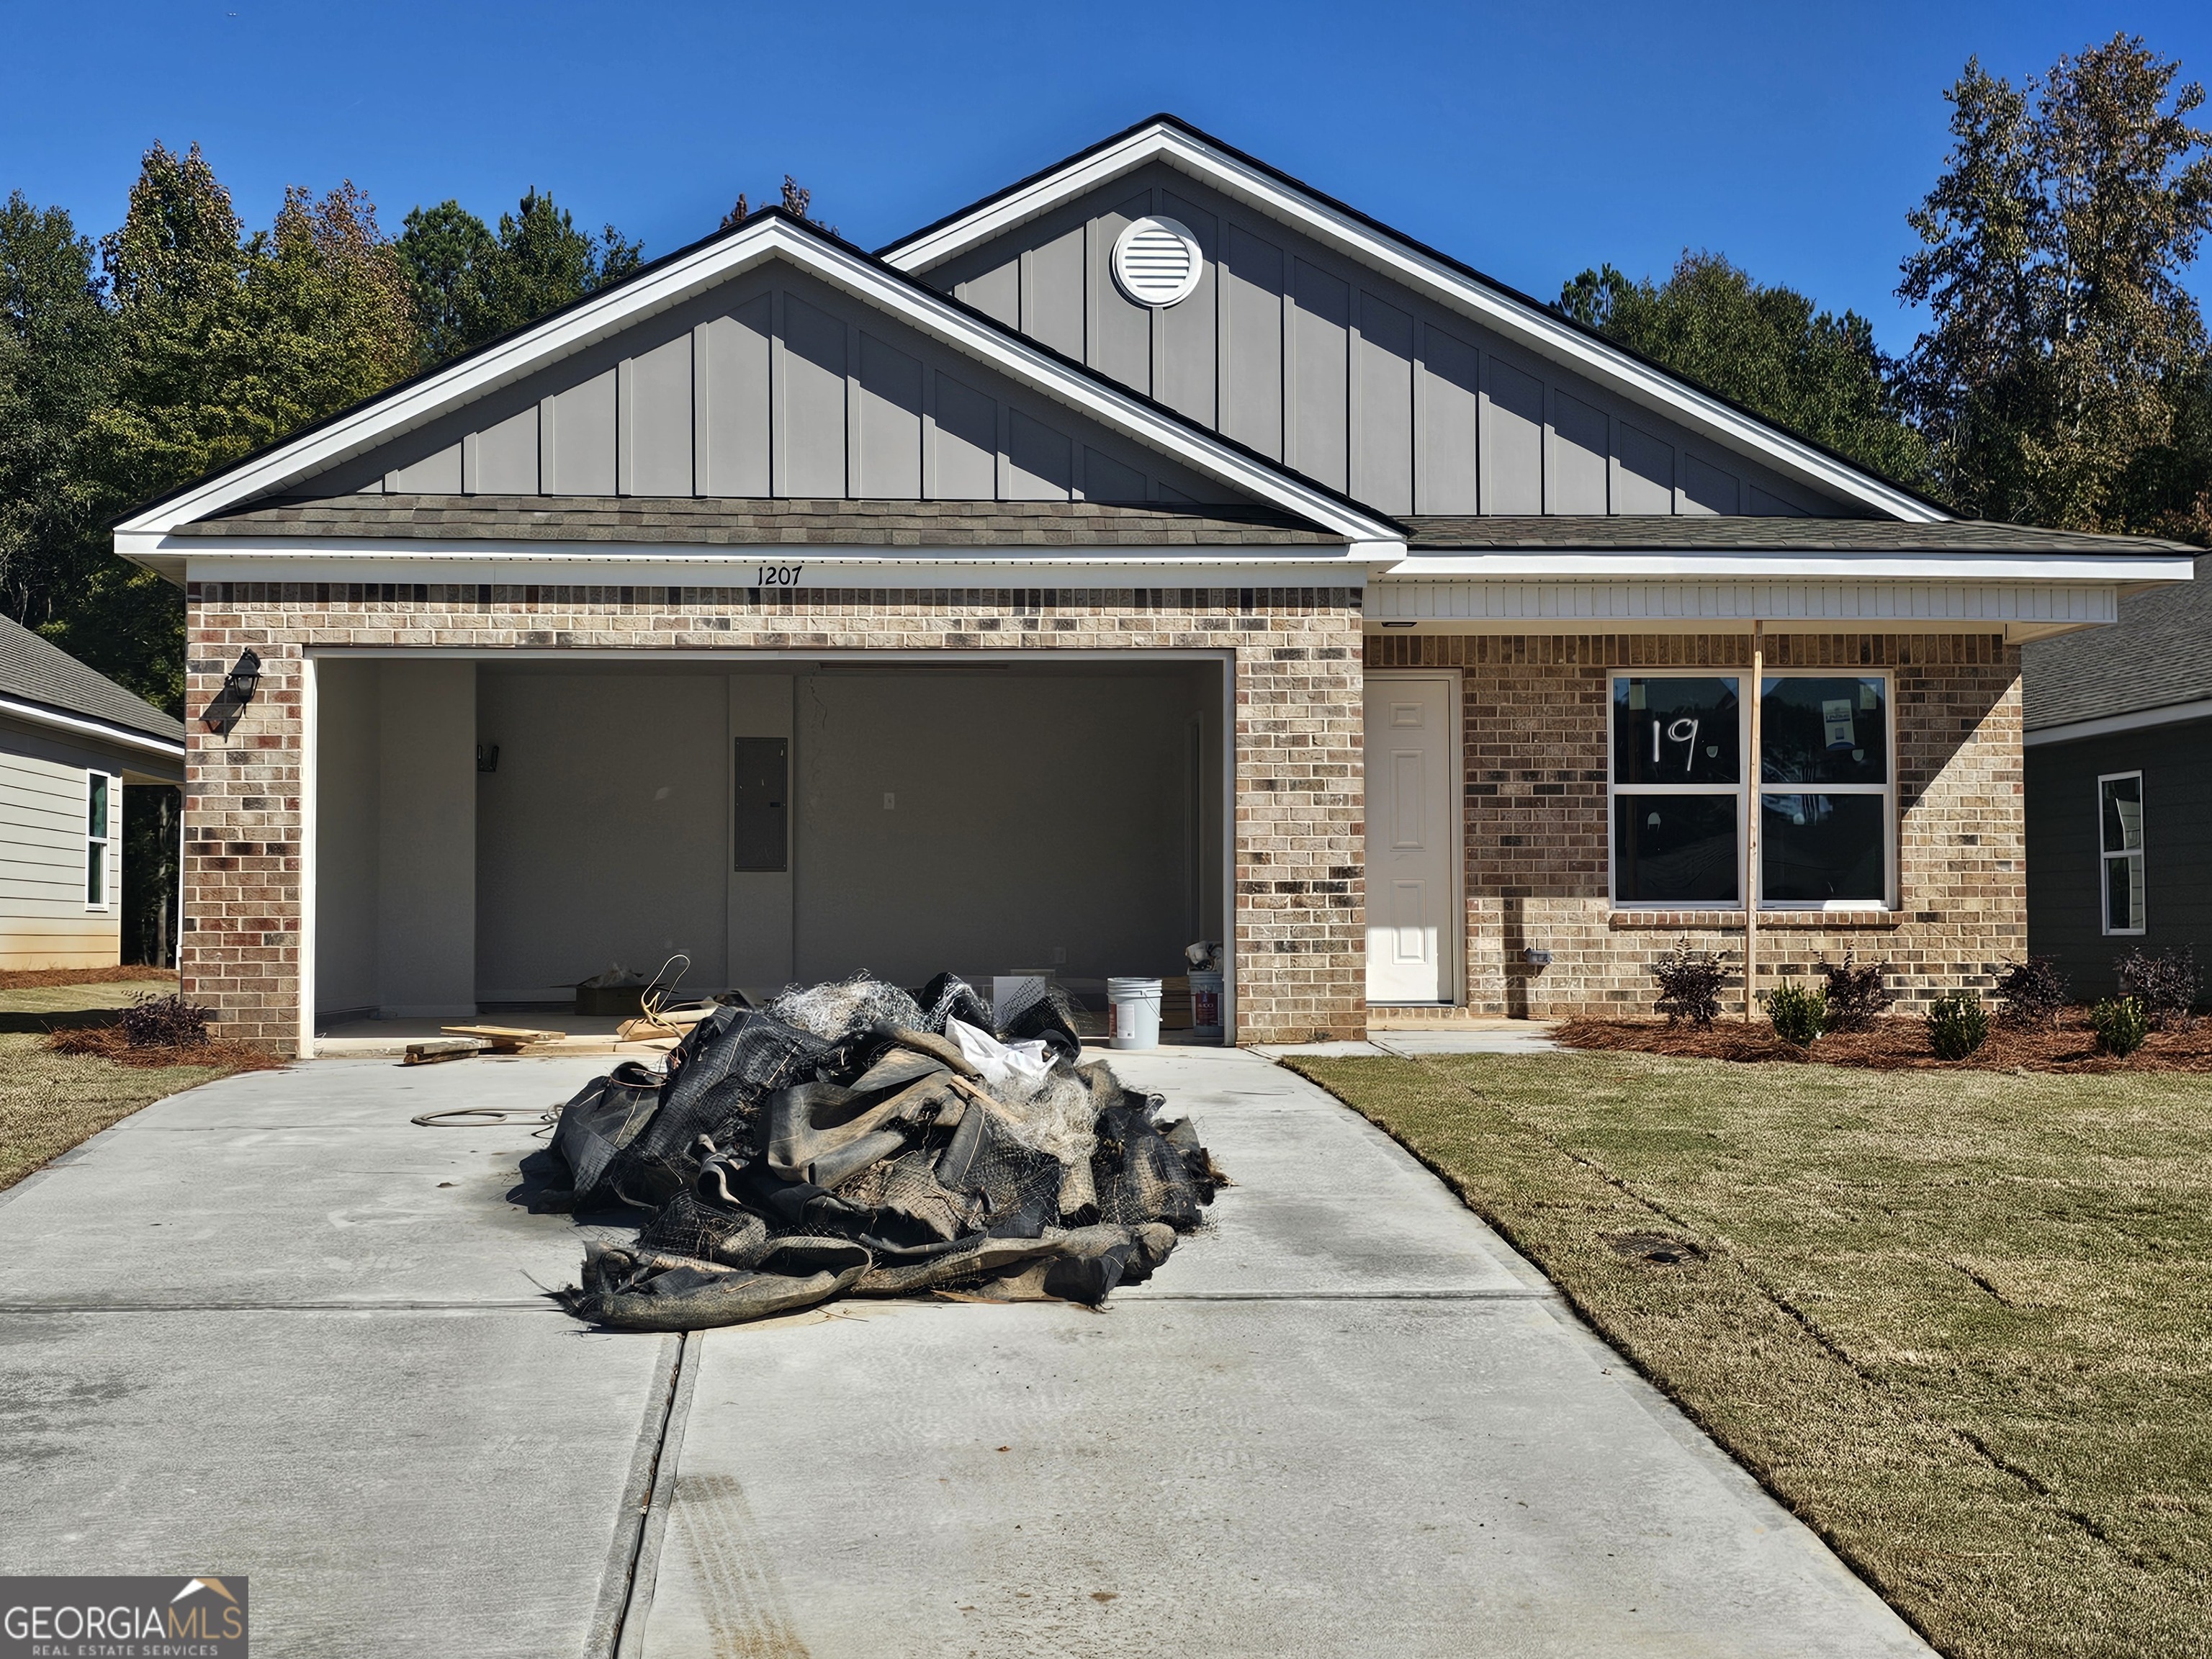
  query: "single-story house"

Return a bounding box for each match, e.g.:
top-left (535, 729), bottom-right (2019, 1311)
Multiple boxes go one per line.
top-left (0, 614), bottom-right (186, 968)
top-left (2022, 551), bottom-right (2212, 999)
top-left (109, 115), bottom-right (2195, 1052)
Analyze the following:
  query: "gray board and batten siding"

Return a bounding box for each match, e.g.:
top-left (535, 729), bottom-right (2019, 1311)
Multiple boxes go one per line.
top-left (2025, 719), bottom-right (2212, 1003)
top-left (295, 261), bottom-right (1239, 509)
top-left (920, 161), bottom-right (1859, 521)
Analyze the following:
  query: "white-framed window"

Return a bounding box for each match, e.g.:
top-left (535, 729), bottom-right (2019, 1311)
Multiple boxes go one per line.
top-left (1609, 671), bottom-right (1894, 909)
top-left (2099, 771), bottom-right (2145, 935)
top-left (86, 770), bottom-right (115, 911)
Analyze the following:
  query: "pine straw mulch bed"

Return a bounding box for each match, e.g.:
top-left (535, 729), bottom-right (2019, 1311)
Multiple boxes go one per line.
top-left (1555, 1013), bottom-right (2212, 1072)
top-left (45, 1025), bottom-right (285, 1072)
top-left (0, 966), bottom-right (179, 991)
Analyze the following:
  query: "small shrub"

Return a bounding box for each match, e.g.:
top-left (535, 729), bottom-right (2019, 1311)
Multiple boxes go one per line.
top-left (2091, 995), bottom-right (2151, 1057)
top-left (2113, 946), bottom-right (2200, 1030)
top-left (1993, 956), bottom-right (2070, 1029)
top-left (1817, 952), bottom-right (1894, 1031)
top-left (1652, 939), bottom-right (1729, 1027)
top-left (1763, 980), bottom-right (1827, 1046)
top-left (1925, 990), bottom-right (1990, 1061)
top-left (117, 993), bottom-right (214, 1048)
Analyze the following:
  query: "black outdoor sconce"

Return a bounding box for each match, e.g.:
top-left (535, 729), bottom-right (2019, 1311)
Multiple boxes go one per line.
top-left (199, 648), bottom-right (262, 736)
top-left (1521, 948), bottom-right (1553, 969)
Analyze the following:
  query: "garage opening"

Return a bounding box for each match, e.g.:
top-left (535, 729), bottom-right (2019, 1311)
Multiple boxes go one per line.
top-left (310, 655), bottom-right (1228, 1038)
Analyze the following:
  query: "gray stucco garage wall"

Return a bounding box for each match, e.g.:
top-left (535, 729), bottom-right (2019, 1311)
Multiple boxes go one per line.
top-left (2025, 718), bottom-right (2212, 1002)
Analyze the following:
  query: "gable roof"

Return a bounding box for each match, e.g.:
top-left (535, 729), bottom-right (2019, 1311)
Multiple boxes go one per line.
top-left (0, 613), bottom-right (185, 750)
top-left (2023, 552), bottom-right (2212, 731)
top-left (113, 209), bottom-right (1405, 566)
top-left (881, 114), bottom-right (1950, 526)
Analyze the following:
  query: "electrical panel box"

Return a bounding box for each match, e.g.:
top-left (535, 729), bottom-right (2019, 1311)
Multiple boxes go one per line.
top-left (733, 737), bottom-right (788, 873)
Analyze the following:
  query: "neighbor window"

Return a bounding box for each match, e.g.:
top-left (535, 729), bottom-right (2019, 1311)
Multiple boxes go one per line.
top-left (1609, 672), bottom-right (1892, 909)
top-left (2099, 772), bottom-right (2144, 935)
top-left (86, 772), bottom-right (114, 910)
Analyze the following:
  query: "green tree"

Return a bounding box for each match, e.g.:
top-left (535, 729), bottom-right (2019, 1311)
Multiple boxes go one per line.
top-left (1558, 252), bottom-right (1931, 488)
top-left (0, 194), bottom-right (117, 629)
top-left (1897, 35), bottom-right (2212, 535)
top-left (398, 189), bottom-right (642, 364)
top-left (56, 145), bottom-right (420, 708)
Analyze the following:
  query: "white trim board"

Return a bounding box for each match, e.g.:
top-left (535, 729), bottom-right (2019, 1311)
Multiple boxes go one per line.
top-left (1388, 551), bottom-right (2196, 583)
top-left (1369, 577), bottom-right (2126, 639)
top-left (2026, 698), bottom-right (2212, 747)
top-left (0, 693), bottom-right (185, 763)
top-left (114, 215), bottom-right (1403, 556)
top-left (884, 120), bottom-right (1947, 525)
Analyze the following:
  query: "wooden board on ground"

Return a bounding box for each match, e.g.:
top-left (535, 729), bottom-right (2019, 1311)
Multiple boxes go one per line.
top-left (404, 1038), bottom-right (486, 1066)
top-left (440, 1022), bottom-right (567, 1053)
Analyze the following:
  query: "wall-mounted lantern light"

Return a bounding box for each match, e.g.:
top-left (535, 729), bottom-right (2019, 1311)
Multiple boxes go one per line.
top-left (477, 744), bottom-right (500, 774)
top-left (199, 649), bottom-right (263, 736)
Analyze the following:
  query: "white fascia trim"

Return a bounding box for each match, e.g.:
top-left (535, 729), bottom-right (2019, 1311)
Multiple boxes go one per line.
top-left (1384, 551), bottom-right (2200, 583)
top-left (886, 122), bottom-right (1946, 525)
top-left (2026, 698), bottom-right (2212, 747)
top-left (0, 693), bottom-right (186, 760)
top-left (180, 544), bottom-right (1373, 590)
top-left (114, 218), bottom-right (1400, 548)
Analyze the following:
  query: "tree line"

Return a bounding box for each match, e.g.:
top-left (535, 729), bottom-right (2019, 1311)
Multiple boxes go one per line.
top-left (2, 33), bottom-right (2208, 729)
top-left (1560, 33), bottom-right (2212, 541)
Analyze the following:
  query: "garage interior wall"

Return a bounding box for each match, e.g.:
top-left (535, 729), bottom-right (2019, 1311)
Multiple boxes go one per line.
top-left (314, 658), bottom-right (1224, 1017)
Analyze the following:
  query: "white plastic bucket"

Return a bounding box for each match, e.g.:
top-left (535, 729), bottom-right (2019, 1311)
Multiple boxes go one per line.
top-left (1106, 976), bottom-right (1163, 1051)
top-left (1188, 971), bottom-right (1224, 1041)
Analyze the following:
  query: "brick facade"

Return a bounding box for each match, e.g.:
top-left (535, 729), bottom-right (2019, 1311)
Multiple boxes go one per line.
top-left (184, 583), bottom-right (1367, 1053)
top-left (1366, 630), bottom-right (2025, 1017)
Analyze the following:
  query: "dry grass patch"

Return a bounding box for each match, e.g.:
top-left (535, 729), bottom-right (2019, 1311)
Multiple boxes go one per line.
top-left (0, 1032), bottom-right (249, 1194)
top-left (1288, 1051), bottom-right (2212, 1659)
top-left (0, 966), bottom-right (178, 992)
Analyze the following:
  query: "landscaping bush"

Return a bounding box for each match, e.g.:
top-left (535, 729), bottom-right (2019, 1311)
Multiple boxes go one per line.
top-left (1651, 940), bottom-right (1728, 1027)
top-left (2092, 995), bottom-right (2151, 1057)
top-left (1817, 952), bottom-right (1894, 1031)
top-left (1925, 990), bottom-right (1990, 1061)
top-left (1994, 956), bottom-right (2070, 1029)
top-left (1763, 980), bottom-right (1827, 1046)
top-left (2113, 947), bottom-right (2200, 1030)
top-left (117, 993), bottom-right (215, 1048)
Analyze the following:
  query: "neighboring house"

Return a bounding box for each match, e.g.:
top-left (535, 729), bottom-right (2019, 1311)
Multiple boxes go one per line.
top-left (0, 614), bottom-right (186, 968)
top-left (2022, 552), bottom-right (2212, 1001)
top-left (107, 115), bottom-right (2193, 1052)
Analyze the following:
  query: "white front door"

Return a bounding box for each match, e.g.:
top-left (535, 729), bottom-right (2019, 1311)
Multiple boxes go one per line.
top-left (1364, 673), bottom-right (1458, 1004)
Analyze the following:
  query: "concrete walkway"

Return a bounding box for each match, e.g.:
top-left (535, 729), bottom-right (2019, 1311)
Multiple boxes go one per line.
top-left (0, 1049), bottom-right (1928, 1658)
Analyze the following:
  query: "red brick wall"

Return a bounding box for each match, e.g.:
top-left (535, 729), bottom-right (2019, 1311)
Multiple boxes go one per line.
top-left (1365, 631), bottom-right (2025, 1017)
top-left (184, 583), bottom-right (1367, 1051)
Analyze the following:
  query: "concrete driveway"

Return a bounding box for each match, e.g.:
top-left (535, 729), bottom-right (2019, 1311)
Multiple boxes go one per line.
top-left (0, 1048), bottom-right (1929, 1658)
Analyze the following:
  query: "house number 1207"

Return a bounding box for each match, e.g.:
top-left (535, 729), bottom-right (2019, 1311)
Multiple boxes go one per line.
top-left (755, 564), bottom-right (804, 586)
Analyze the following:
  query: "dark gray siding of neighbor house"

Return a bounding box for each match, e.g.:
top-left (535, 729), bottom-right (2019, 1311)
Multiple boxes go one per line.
top-left (920, 161), bottom-right (1861, 520)
top-left (295, 261), bottom-right (1240, 507)
top-left (2025, 718), bottom-right (2212, 1001)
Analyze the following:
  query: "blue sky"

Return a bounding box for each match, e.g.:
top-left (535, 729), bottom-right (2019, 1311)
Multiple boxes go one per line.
top-left (4, 0), bottom-right (2208, 355)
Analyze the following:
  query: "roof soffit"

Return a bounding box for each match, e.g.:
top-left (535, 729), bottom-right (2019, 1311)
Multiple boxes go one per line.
top-left (882, 117), bottom-right (1950, 526)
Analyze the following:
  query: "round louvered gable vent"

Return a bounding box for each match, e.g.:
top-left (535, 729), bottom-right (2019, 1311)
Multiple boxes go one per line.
top-left (1111, 216), bottom-right (1203, 307)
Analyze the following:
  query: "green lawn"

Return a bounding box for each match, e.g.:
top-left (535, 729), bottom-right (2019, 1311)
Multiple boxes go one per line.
top-left (0, 1032), bottom-right (232, 1194)
top-left (1289, 1051), bottom-right (2212, 1659)
top-left (0, 977), bottom-right (176, 1016)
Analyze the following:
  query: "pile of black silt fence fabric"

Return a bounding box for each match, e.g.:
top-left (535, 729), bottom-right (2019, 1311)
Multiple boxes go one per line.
top-left (543, 972), bottom-right (1223, 1331)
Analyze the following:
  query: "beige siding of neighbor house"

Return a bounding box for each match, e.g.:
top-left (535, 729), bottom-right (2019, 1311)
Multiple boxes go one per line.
top-left (0, 750), bottom-right (117, 968)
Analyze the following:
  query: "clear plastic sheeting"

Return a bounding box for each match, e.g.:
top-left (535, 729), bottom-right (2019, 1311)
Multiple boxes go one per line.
top-left (541, 972), bottom-right (1223, 1331)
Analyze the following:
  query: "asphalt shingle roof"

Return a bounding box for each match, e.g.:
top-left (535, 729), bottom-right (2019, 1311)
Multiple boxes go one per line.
top-left (2022, 552), bottom-right (2212, 730)
top-left (1401, 516), bottom-right (2200, 553)
top-left (174, 495), bottom-right (1343, 547)
top-left (0, 613), bottom-right (185, 745)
